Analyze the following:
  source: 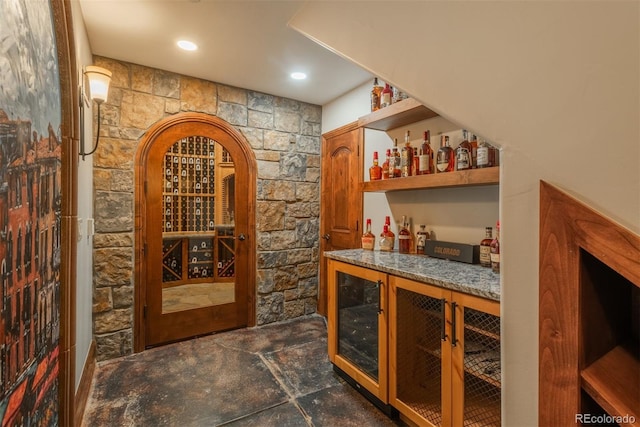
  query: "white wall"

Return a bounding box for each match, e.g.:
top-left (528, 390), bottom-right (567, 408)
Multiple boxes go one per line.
top-left (70, 0), bottom-right (95, 391)
top-left (294, 2), bottom-right (640, 426)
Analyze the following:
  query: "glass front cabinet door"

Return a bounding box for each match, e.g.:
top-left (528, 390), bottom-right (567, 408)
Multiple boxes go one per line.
top-left (327, 259), bottom-right (390, 408)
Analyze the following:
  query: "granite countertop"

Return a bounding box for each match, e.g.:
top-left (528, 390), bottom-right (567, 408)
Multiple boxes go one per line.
top-left (324, 249), bottom-right (501, 302)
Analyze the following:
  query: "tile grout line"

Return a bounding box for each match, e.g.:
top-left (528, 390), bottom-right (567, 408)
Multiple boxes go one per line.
top-left (259, 353), bottom-right (315, 427)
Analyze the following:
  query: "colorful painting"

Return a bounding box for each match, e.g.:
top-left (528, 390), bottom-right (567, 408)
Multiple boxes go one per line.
top-left (0, 0), bottom-right (63, 425)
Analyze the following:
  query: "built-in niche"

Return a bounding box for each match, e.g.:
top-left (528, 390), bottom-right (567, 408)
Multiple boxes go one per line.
top-left (539, 181), bottom-right (640, 427)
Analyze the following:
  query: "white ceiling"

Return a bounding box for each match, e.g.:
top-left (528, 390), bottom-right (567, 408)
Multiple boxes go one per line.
top-left (78, 0), bottom-right (373, 106)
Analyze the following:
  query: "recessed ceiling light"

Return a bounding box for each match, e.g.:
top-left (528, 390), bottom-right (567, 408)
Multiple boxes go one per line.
top-left (290, 72), bottom-right (307, 80)
top-left (177, 40), bottom-right (198, 51)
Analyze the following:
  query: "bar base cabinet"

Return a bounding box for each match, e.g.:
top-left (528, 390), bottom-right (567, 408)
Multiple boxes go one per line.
top-left (390, 276), bottom-right (501, 427)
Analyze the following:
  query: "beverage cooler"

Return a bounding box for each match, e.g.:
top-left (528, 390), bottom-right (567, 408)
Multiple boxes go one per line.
top-left (326, 259), bottom-right (396, 416)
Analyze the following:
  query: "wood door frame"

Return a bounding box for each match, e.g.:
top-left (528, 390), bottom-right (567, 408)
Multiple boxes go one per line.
top-left (134, 113), bottom-right (256, 352)
top-left (52, 0), bottom-right (78, 423)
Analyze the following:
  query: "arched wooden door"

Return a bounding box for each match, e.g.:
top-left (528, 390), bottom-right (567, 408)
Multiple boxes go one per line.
top-left (135, 113), bottom-right (256, 348)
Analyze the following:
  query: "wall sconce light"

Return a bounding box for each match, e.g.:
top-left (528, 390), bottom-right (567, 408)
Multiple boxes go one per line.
top-left (79, 65), bottom-right (112, 160)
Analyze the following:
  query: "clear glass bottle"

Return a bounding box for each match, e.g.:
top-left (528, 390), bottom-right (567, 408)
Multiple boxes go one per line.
top-left (436, 135), bottom-right (455, 173)
top-left (416, 224), bottom-right (429, 254)
top-left (477, 138), bottom-right (490, 168)
top-left (479, 226), bottom-right (493, 267)
top-left (398, 215), bottom-right (412, 254)
top-left (361, 218), bottom-right (375, 250)
top-left (370, 78), bottom-right (383, 112)
top-left (490, 221), bottom-right (500, 273)
top-left (369, 151), bottom-right (382, 180)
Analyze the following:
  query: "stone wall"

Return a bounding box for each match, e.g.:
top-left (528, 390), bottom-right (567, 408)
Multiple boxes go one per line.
top-left (91, 57), bottom-right (321, 361)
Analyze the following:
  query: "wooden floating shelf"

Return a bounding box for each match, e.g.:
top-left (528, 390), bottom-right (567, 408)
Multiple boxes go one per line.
top-left (580, 344), bottom-right (640, 426)
top-left (358, 98), bottom-right (439, 131)
top-left (361, 167), bottom-right (500, 193)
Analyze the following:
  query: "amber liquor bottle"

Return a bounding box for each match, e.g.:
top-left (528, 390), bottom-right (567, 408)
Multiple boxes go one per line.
top-left (382, 149), bottom-right (391, 179)
top-left (370, 78), bottom-right (383, 112)
top-left (401, 130), bottom-right (413, 177)
top-left (412, 147), bottom-right (419, 177)
top-left (392, 139), bottom-right (401, 178)
top-left (398, 215), bottom-right (412, 254)
top-left (479, 227), bottom-right (493, 267)
top-left (456, 129), bottom-right (472, 171)
top-left (369, 151), bottom-right (382, 180)
top-left (379, 224), bottom-right (395, 251)
top-left (416, 224), bottom-right (429, 254)
top-left (436, 135), bottom-right (455, 173)
top-left (418, 130), bottom-right (434, 175)
top-left (361, 219), bottom-right (375, 250)
top-left (490, 221), bottom-right (500, 273)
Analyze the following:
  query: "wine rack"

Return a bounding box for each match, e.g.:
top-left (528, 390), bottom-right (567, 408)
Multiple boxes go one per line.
top-left (161, 135), bottom-right (236, 286)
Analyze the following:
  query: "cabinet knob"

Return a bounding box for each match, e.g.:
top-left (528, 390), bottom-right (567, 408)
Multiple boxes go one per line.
top-left (322, 234), bottom-right (330, 240)
top-left (236, 233), bottom-right (246, 241)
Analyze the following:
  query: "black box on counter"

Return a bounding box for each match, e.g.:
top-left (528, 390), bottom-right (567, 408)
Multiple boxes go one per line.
top-left (424, 240), bottom-right (480, 264)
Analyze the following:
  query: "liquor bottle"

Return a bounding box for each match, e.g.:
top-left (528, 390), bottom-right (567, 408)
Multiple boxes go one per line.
top-left (379, 224), bottom-right (395, 251)
top-left (370, 78), bottom-right (383, 112)
top-left (490, 221), bottom-right (500, 273)
top-left (418, 130), bottom-right (434, 175)
top-left (392, 139), bottom-right (401, 178)
top-left (361, 218), bottom-right (375, 250)
top-left (401, 130), bottom-right (413, 177)
top-left (369, 151), bottom-right (382, 180)
top-left (380, 216), bottom-right (395, 240)
top-left (380, 83), bottom-right (392, 108)
top-left (392, 86), bottom-right (402, 104)
top-left (479, 226), bottom-right (493, 267)
top-left (398, 215), bottom-right (412, 254)
top-left (436, 135), bottom-right (455, 173)
top-left (456, 129), bottom-right (472, 171)
top-left (477, 138), bottom-right (490, 168)
top-left (382, 149), bottom-right (391, 179)
top-left (416, 224), bottom-right (429, 254)
top-left (470, 133), bottom-right (478, 168)
top-left (412, 147), bottom-right (419, 176)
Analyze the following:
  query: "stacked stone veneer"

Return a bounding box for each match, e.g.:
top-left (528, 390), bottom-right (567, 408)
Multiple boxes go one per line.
top-left (91, 56), bottom-right (321, 361)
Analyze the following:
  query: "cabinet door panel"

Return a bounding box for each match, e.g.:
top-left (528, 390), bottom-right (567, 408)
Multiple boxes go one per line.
top-left (452, 293), bottom-right (501, 427)
top-left (390, 276), bottom-right (452, 427)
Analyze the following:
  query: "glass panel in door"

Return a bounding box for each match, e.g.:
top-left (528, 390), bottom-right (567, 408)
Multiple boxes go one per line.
top-left (337, 271), bottom-right (380, 381)
top-left (160, 135), bottom-right (235, 314)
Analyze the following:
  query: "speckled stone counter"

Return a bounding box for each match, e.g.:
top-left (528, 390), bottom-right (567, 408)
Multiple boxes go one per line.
top-left (324, 249), bottom-right (500, 302)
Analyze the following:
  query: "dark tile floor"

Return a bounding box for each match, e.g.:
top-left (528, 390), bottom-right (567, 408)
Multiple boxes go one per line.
top-left (82, 315), bottom-right (405, 426)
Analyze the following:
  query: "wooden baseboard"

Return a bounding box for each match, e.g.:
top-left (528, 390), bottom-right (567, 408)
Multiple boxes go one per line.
top-left (74, 340), bottom-right (96, 426)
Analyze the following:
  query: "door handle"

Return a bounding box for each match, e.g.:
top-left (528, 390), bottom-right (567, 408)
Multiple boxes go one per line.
top-left (322, 234), bottom-right (330, 240)
top-left (236, 233), bottom-right (246, 241)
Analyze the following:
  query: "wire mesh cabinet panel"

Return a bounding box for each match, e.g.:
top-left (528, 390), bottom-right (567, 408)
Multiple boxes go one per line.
top-left (390, 276), bottom-right (501, 427)
top-left (452, 293), bottom-right (501, 427)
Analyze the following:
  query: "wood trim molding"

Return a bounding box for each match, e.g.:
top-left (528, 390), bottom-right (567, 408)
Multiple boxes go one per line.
top-left (74, 340), bottom-right (97, 426)
top-left (52, 0), bottom-right (79, 424)
top-left (538, 181), bottom-right (640, 425)
top-left (134, 112), bottom-right (257, 352)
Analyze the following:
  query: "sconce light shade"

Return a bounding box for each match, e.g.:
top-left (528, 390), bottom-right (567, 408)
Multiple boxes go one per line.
top-left (85, 65), bottom-right (112, 103)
